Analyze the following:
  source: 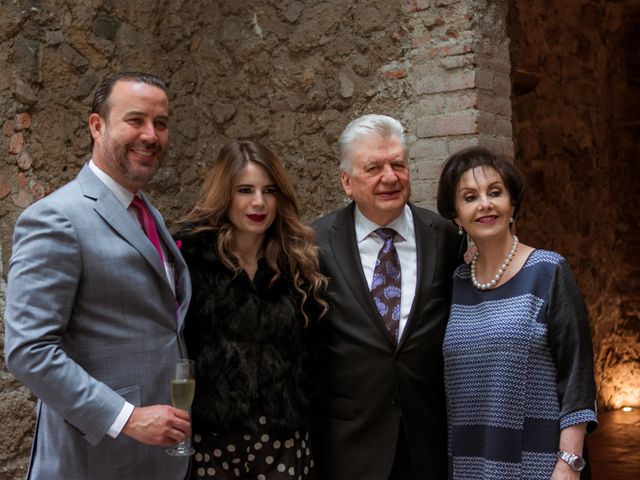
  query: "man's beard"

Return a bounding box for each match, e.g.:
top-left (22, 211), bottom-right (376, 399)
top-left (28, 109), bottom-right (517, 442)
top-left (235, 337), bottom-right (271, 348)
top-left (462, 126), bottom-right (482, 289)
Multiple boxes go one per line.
top-left (106, 140), bottom-right (164, 188)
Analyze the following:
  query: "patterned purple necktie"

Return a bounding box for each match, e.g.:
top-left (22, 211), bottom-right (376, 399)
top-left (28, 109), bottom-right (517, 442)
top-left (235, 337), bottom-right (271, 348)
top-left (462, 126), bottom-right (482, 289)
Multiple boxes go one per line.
top-left (371, 228), bottom-right (402, 342)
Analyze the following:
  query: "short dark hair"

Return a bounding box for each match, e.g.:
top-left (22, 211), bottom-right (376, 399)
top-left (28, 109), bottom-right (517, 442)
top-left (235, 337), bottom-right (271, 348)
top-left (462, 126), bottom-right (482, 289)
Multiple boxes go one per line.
top-left (91, 71), bottom-right (167, 118)
top-left (437, 146), bottom-right (525, 221)
top-left (89, 71), bottom-right (167, 149)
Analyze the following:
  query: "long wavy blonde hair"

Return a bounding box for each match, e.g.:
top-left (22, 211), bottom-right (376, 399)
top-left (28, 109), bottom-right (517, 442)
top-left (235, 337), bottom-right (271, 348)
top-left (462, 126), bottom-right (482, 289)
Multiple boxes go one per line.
top-left (179, 139), bottom-right (328, 325)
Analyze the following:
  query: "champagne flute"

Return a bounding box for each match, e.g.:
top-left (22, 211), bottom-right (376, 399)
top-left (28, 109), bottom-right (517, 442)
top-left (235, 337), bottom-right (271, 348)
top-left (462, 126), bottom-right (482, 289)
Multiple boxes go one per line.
top-left (166, 359), bottom-right (196, 456)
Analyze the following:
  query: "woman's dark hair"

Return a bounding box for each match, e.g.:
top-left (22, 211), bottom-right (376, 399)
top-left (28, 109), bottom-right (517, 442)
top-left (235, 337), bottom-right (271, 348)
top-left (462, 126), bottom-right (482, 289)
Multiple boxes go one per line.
top-left (437, 146), bottom-right (525, 221)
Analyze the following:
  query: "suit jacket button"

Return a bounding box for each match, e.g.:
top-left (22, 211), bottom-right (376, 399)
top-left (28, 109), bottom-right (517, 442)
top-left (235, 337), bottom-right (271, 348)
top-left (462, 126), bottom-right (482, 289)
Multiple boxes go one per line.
top-left (391, 397), bottom-right (398, 406)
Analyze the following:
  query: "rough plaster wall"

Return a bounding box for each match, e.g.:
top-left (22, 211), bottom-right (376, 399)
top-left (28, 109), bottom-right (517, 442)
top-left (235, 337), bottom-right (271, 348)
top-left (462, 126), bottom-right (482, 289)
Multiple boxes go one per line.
top-left (509, 0), bottom-right (640, 410)
top-left (0, 0), bottom-right (411, 240)
top-left (0, 0), bottom-right (514, 476)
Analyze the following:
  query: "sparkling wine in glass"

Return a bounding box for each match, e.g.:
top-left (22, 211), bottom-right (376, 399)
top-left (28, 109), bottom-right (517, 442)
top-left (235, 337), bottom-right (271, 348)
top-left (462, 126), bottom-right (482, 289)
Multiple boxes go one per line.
top-left (166, 359), bottom-right (195, 456)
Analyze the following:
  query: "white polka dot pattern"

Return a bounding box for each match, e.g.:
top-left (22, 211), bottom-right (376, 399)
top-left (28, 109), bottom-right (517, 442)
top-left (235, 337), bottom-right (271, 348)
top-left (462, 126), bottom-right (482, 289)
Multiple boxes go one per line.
top-left (191, 417), bottom-right (314, 479)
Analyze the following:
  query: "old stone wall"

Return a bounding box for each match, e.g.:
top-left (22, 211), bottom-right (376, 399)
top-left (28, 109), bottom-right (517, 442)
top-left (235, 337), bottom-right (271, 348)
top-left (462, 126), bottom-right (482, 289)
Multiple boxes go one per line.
top-left (509, 0), bottom-right (640, 410)
top-left (0, 0), bottom-right (513, 476)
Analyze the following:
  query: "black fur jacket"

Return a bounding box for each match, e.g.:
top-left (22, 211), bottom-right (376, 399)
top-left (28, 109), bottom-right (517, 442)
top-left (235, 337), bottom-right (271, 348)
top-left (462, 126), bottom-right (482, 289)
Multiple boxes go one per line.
top-left (176, 228), bottom-right (324, 434)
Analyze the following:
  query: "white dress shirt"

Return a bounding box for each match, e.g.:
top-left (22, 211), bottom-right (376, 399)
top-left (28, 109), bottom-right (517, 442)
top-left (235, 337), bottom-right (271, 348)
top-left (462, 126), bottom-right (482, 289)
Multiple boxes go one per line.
top-left (354, 204), bottom-right (417, 339)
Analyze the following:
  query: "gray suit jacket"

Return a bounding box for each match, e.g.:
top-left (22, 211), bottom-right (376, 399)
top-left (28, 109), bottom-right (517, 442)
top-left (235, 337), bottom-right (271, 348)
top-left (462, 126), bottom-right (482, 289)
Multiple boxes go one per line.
top-left (4, 165), bottom-right (192, 479)
top-left (312, 202), bottom-right (462, 480)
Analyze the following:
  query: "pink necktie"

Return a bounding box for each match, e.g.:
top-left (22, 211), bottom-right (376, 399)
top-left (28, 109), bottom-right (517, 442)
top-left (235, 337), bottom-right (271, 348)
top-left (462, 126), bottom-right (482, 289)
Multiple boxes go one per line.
top-left (130, 196), bottom-right (165, 264)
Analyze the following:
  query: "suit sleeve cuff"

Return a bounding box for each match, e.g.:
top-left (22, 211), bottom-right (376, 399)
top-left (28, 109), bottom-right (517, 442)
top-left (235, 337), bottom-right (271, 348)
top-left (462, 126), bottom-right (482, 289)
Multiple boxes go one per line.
top-left (107, 401), bottom-right (135, 438)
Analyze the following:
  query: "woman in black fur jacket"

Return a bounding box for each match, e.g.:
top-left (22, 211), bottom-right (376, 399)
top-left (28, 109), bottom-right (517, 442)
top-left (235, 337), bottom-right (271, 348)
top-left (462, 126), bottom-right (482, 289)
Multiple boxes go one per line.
top-left (175, 140), bottom-right (328, 480)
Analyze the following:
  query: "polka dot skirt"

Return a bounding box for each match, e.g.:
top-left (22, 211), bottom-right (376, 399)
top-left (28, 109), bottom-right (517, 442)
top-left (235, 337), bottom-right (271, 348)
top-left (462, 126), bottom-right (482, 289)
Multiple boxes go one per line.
top-left (190, 416), bottom-right (315, 479)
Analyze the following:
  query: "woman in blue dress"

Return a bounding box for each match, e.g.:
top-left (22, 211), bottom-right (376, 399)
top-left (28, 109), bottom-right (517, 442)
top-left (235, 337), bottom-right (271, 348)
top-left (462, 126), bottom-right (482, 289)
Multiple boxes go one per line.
top-left (436, 147), bottom-right (597, 479)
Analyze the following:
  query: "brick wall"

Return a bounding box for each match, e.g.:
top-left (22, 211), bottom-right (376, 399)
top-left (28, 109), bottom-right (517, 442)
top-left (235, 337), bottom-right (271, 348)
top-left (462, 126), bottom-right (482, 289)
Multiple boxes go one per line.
top-left (405, 0), bottom-right (513, 206)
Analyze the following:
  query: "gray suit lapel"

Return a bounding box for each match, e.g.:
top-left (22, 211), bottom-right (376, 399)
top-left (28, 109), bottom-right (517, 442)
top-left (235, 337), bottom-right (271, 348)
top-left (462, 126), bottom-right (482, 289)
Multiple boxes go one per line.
top-left (76, 167), bottom-right (171, 286)
top-left (329, 203), bottom-right (396, 346)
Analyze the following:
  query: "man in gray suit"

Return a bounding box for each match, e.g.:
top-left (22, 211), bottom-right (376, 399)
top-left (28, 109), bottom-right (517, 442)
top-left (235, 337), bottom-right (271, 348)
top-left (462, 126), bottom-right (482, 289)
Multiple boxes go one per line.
top-left (4, 71), bottom-right (192, 479)
top-left (313, 115), bottom-right (462, 479)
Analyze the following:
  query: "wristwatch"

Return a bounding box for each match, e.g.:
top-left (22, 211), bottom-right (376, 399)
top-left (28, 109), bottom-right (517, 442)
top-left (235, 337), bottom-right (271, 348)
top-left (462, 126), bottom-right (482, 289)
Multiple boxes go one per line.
top-left (557, 450), bottom-right (586, 471)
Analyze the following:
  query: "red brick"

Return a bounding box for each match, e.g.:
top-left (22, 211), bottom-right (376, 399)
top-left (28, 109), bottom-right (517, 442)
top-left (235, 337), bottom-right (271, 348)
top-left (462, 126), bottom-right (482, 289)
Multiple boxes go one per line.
top-left (31, 180), bottom-right (46, 200)
top-left (2, 120), bottom-right (13, 137)
top-left (405, 0), bottom-right (420, 13)
top-left (446, 30), bottom-right (459, 40)
top-left (478, 135), bottom-right (514, 159)
top-left (410, 138), bottom-right (449, 163)
top-left (411, 34), bottom-right (433, 48)
top-left (17, 151), bottom-right (33, 170)
top-left (13, 189), bottom-right (34, 208)
top-left (440, 53), bottom-right (473, 70)
top-left (0, 179), bottom-right (10, 199)
top-left (383, 68), bottom-right (407, 80)
top-left (493, 74), bottom-right (512, 97)
top-left (410, 182), bottom-right (439, 209)
top-left (9, 132), bottom-right (24, 154)
top-left (445, 92), bottom-right (478, 113)
top-left (420, 39), bottom-right (473, 59)
top-left (17, 172), bottom-right (27, 188)
top-left (416, 112), bottom-right (478, 138)
top-left (475, 69), bottom-right (493, 90)
top-left (404, 0), bottom-right (432, 13)
top-left (477, 112), bottom-right (512, 137)
top-left (477, 94), bottom-right (511, 116)
top-left (447, 136), bottom-right (480, 153)
top-left (413, 158), bottom-right (447, 181)
top-left (435, 0), bottom-right (462, 5)
top-left (15, 112), bottom-right (32, 131)
top-left (415, 96), bottom-right (446, 116)
top-left (416, 70), bottom-right (475, 95)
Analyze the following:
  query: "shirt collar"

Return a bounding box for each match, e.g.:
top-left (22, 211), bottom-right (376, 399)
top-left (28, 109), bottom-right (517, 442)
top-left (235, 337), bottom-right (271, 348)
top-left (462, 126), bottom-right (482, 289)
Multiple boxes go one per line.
top-left (89, 160), bottom-right (139, 208)
top-left (354, 204), bottom-right (412, 243)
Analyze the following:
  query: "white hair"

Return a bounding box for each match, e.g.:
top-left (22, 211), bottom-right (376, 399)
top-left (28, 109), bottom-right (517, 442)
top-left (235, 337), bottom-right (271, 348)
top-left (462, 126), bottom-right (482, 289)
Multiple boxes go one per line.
top-left (338, 114), bottom-right (406, 172)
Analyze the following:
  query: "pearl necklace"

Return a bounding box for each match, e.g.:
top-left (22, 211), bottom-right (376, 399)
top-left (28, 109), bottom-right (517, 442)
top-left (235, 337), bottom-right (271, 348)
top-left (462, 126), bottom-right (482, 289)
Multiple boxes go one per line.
top-left (470, 235), bottom-right (519, 290)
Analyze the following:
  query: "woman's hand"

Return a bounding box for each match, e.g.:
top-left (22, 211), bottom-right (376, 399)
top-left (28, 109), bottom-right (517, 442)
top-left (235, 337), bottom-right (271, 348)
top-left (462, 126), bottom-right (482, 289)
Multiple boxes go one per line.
top-left (550, 459), bottom-right (581, 480)
top-left (552, 422), bottom-right (588, 479)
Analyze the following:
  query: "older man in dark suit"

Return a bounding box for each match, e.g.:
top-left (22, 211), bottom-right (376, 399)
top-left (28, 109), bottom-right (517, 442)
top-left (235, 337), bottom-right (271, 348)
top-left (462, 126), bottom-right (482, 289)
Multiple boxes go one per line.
top-left (313, 114), bottom-right (462, 480)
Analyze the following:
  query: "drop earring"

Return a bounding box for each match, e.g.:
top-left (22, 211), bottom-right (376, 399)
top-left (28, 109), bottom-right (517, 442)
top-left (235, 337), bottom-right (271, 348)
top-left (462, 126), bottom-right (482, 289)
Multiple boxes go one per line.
top-left (458, 225), bottom-right (464, 236)
top-left (509, 217), bottom-right (514, 224)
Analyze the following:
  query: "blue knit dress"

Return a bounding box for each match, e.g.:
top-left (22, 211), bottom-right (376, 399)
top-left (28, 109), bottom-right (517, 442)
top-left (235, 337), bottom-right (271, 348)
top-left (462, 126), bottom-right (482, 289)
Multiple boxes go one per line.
top-left (444, 250), bottom-right (597, 479)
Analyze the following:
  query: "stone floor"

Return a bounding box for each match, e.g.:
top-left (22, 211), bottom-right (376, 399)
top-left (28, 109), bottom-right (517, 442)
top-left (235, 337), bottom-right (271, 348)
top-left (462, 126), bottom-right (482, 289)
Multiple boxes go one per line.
top-left (588, 408), bottom-right (640, 479)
